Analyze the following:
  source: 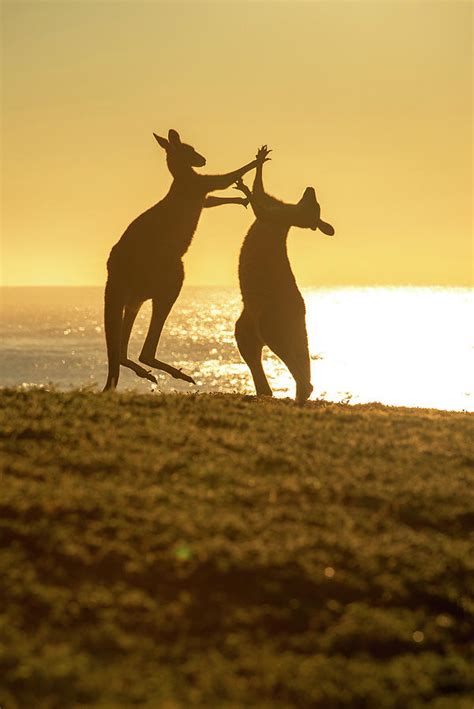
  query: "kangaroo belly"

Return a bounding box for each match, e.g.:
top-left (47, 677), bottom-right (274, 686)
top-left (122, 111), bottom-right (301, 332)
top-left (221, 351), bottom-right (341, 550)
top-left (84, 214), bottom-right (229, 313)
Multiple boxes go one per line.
top-left (108, 249), bottom-right (184, 302)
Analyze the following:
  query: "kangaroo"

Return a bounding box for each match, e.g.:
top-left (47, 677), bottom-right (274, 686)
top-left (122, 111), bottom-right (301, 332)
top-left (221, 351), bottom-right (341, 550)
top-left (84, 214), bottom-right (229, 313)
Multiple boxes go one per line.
top-left (103, 129), bottom-right (257, 391)
top-left (234, 146), bottom-right (335, 403)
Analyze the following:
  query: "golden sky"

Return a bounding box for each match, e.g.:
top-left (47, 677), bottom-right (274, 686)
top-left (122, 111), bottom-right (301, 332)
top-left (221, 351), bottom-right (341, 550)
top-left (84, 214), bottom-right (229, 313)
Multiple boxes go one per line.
top-left (1, 0), bottom-right (472, 287)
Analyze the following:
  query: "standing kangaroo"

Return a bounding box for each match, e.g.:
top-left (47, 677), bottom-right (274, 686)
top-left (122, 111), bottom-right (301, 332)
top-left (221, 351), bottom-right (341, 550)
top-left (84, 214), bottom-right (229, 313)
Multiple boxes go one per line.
top-left (234, 146), bottom-right (335, 403)
top-left (103, 129), bottom-right (258, 391)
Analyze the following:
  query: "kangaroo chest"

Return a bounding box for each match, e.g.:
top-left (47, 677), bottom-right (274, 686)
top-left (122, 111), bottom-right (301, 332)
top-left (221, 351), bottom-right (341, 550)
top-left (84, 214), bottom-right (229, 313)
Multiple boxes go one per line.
top-left (116, 194), bottom-right (203, 257)
top-left (149, 194), bottom-right (204, 255)
top-left (239, 222), bottom-right (304, 310)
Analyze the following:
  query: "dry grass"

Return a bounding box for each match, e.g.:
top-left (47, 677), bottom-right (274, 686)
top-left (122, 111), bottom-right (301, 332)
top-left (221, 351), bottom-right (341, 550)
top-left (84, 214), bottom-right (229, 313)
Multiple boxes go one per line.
top-left (1, 389), bottom-right (473, 707)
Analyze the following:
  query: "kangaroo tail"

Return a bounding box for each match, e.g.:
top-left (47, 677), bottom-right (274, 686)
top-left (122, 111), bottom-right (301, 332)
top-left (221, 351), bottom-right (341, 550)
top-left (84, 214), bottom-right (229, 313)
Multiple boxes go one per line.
top-left (103, 279), bottom-right (123, 392)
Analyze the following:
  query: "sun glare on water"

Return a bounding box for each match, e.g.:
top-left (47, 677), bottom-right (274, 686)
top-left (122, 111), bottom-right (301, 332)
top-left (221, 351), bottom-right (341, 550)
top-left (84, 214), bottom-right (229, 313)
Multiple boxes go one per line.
top-left (265, 288), bottom-right (473, 411)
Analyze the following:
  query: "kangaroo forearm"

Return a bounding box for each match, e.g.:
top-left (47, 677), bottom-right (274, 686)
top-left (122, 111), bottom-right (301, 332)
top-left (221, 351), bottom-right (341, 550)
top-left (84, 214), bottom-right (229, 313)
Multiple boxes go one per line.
top-left (203, 160), bottom-right (257, 192)
top-left (247, 190), bottom-right (270, 221)
top-left (252, 162), bottom-right (265, 197)
top-left (204, 196), bottom-right (248, 208)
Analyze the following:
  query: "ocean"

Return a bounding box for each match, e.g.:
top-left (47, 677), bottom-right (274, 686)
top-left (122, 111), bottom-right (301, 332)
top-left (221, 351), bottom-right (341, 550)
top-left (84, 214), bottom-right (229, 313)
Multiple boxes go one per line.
top-left (1, 286), bottom-right (472, 412)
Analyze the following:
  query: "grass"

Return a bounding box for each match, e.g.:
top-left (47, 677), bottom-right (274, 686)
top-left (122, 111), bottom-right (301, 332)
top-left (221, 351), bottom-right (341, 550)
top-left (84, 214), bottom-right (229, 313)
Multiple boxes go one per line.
top-left (1, 389), bottom-right (473, 708)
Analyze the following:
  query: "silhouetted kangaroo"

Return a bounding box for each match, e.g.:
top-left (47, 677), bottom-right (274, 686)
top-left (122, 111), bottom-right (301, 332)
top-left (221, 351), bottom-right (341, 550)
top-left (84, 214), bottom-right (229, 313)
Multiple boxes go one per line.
top-left (103, 129), bottom-right (258, 391)
top-left (234, 146), bottom-right (335, 403)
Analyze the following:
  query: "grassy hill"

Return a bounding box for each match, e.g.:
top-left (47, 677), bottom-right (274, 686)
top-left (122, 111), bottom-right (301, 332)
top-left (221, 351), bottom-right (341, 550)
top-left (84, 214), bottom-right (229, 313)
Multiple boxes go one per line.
top-left (1, 389), bottom-right (473, 707)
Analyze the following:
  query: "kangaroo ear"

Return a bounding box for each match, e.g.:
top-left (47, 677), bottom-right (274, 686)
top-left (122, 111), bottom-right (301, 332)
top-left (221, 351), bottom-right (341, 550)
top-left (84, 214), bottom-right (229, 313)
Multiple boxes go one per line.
top-left (168, 129), bottom-right (181, 146)
top-left (153, 133), bottom-right (169, 150)
top-left (299, 187), bottom-right (317, 205)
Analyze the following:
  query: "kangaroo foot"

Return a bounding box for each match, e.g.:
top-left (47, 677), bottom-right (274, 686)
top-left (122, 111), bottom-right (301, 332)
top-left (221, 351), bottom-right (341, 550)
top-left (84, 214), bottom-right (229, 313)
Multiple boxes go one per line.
top-left (121, 358), bottom-right (158, 385)
top-left (139, 355), bottom-right (196, 385)
top-left (102, 377), bottom-right (118, 392)
top-left (296, 382), bottom-right (313, 404)
top-left (256, 387), bottom-right (273, 398)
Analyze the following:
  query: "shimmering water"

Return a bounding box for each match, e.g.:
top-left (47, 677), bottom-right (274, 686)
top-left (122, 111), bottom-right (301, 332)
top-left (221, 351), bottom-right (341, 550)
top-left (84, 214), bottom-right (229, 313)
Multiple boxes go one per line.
top-left (1, 286), bottom-right (472, 411)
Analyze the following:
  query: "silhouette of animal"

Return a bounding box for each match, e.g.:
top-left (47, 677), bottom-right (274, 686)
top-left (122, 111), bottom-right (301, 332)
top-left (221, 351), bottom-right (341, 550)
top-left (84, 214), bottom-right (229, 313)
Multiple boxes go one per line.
top-left (234, 146), bottom-right (335, 403)
top-left (103, 129), bottom-right (258, 391)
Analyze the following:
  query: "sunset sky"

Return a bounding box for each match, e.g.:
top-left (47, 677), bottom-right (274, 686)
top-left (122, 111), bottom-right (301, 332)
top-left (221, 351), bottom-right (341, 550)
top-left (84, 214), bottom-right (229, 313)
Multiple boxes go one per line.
top-left (2, 0), bottom-right (472, 287)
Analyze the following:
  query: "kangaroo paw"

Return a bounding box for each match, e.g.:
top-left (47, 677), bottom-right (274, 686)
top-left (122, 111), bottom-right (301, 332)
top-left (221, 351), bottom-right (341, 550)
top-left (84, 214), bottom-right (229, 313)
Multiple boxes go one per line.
top-left (234, 178), bottom-right (251, 199)
top-left (256, 145), bottom-right (272, 164)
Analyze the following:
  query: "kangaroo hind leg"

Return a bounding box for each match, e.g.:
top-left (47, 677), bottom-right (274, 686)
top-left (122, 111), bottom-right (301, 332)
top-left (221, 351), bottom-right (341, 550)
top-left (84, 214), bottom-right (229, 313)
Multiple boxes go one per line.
top-left (260, 314), bottom-right (312, 404)
top-left (235, 310), bottom-right (272, 397)
top-left (139, 284), bottom-right (196, 384)
top-left (119, 302), bottom-right (158, 385)
top-left (103, 280), bottom-right (124, 392)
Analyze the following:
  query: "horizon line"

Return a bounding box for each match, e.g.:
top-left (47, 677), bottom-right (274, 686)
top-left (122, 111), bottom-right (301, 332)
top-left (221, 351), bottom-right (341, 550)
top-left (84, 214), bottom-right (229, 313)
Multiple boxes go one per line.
top-left (1, 282), bottom-right (472, 289)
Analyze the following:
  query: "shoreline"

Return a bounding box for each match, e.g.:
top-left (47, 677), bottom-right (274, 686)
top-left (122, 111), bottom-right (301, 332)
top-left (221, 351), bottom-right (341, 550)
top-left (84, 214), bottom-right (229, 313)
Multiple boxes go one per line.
top-left (3, 385), bottom-right (473, 415)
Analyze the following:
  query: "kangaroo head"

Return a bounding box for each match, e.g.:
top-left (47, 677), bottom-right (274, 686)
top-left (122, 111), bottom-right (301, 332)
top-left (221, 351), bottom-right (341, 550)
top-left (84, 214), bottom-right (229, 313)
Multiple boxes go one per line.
top-left (153, 129), bottom-right (206, 172)
top-left (293, 187), bottom-right (335, 235)
top-left (292, 187), bottom-right (320, 230)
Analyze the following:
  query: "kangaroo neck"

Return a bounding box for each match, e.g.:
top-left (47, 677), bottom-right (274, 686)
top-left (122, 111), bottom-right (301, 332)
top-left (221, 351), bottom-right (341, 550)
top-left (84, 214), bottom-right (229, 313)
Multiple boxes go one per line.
top-left (273, 228), bottom-right (291, 262)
